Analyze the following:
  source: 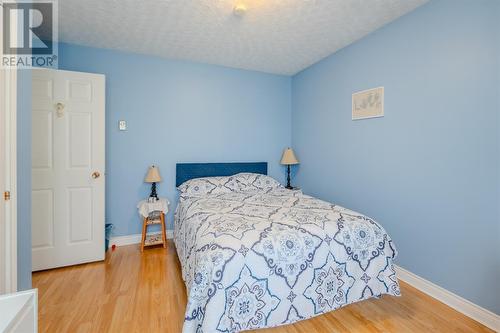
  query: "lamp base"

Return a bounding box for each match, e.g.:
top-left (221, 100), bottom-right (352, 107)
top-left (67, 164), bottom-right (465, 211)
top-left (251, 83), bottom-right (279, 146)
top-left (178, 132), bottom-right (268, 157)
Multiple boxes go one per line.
top-left (150, 182), bottom-right (158, 201)
top-left (285, 164), bottom-right (293, 189)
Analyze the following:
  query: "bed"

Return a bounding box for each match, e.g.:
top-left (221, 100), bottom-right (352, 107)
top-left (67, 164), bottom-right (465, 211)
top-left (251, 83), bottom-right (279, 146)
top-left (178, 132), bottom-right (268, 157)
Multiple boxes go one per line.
top-left (174, 162), bottom-right (400, 333)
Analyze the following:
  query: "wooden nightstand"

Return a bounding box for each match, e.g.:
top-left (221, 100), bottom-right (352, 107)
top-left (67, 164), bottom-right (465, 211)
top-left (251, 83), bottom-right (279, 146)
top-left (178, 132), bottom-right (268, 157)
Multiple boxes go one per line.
top-left (141, 211), bottom-right (166, 251)
top-left (137, 198), bottom-right (169, 252)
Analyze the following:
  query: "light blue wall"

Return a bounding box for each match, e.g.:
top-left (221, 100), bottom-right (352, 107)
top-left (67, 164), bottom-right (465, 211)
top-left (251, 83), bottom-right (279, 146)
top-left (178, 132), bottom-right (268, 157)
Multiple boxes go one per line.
top-left (291, 0), bottom-right (500, 314)
top-left (58, 43), bottom-right (291, 236)
top-left (17, 69), bottom-right (32, 290)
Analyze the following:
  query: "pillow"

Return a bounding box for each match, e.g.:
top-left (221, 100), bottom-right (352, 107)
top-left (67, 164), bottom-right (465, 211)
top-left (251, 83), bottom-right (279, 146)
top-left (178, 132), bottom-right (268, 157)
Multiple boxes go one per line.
top-left (233, 173), bottom-right (283, 192)
top-left (177, 176), bottom-right (240, 197)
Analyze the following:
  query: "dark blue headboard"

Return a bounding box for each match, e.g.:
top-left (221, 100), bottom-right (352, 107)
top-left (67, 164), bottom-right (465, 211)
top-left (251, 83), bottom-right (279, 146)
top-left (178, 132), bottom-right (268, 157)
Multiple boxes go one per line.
top-left (176, 162), bottom-right (267, 187)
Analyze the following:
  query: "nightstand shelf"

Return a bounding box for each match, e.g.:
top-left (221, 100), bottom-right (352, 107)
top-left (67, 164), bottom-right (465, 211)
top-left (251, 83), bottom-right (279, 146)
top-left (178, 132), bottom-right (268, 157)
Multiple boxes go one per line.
top-left (146, 218), bottom-right (162, 225)
top-left (144, 233), bottom-right (164, 246)
top-left (140, 211), bottom-right (167, 251)
top-left (137, 198), bottom-right (169, 252)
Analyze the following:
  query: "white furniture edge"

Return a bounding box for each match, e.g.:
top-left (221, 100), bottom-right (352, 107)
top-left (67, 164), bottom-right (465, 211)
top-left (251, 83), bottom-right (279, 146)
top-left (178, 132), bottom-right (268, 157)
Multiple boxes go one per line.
top-left (110, 231), bottom-right (173, 247)
top-left (0, 288), bottom-right (37, 333)
top-left (395, 265), bottom-right (500, 332)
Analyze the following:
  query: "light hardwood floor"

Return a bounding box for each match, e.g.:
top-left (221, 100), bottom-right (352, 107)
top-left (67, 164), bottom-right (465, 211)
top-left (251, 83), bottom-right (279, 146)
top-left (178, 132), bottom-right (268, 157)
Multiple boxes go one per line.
top-left (33, 243), bottom-right (493, 333)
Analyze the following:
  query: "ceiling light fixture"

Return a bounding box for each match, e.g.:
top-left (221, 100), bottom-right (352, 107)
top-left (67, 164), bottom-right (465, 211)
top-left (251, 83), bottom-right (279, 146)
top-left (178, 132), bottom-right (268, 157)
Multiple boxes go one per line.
top-left (233, 3), bottom-right (247, 17)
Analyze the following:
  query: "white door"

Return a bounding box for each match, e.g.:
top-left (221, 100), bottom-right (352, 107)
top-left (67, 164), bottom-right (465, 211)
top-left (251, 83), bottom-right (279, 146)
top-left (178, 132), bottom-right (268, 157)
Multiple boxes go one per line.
top-left (0, 289), bottom-right (37, 333)
top-left (31, 68), bottom-right (105, 271)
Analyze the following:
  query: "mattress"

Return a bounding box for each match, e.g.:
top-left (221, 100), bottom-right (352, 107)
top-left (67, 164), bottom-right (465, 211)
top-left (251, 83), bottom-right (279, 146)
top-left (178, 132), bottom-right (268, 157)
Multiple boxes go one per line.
top-left (174, 186), bottom-right (400, 333)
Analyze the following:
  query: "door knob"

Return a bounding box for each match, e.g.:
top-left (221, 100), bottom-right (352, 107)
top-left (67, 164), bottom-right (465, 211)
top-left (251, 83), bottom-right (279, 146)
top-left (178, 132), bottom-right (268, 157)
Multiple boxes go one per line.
top-left (91, 171), bottom-right (100, 179)
top-left (56, 102), bottom-right (65, 117)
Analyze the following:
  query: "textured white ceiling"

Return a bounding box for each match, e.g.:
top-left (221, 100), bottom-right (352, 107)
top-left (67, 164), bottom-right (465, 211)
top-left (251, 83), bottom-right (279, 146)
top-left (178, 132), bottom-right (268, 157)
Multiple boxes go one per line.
top-left (59, 0), bottom-right (428, 75)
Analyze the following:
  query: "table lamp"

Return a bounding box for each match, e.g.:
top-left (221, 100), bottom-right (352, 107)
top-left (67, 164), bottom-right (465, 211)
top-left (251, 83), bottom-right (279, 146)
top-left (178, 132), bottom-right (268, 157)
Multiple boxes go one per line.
top-left (145, 165), bottom-right (162, 200)
top-left (280, 148), bottom-right (299, 189)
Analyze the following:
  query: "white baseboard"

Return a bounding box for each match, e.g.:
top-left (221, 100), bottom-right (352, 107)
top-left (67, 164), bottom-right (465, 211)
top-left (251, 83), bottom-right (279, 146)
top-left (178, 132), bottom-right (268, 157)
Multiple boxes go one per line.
top-left (395, 265), bottom-right (500, 332)
top-left (110, 230), bottom-right (173, 247)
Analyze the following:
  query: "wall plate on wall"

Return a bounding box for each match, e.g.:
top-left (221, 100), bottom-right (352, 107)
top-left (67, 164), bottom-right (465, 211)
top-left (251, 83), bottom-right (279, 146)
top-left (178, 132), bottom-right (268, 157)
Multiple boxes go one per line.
top-left (119, 120), bottom-right (127, 131)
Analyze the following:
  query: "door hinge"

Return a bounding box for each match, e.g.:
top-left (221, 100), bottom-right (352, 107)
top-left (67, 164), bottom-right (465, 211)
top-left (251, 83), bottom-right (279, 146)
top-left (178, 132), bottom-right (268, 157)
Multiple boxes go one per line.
top-left (4, 191), bottom-right (10, 201)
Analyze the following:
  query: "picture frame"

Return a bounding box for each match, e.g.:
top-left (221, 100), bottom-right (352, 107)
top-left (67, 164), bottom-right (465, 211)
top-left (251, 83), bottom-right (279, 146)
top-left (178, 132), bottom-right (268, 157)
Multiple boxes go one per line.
top-left (352, 87), bottom-right (384, 120)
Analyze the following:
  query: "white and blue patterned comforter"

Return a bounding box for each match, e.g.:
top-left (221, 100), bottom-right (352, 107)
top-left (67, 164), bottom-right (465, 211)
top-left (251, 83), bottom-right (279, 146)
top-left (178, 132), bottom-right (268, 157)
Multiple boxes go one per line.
top-left (174, 188), bottom-right (400, 333)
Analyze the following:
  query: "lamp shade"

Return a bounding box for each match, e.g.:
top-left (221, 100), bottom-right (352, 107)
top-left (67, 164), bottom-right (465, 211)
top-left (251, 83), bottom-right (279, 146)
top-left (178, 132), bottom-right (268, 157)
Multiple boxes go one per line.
top-left (145, 165), bottom-right (162, 183)
top-left (280, 148), bottom-right (299, 165)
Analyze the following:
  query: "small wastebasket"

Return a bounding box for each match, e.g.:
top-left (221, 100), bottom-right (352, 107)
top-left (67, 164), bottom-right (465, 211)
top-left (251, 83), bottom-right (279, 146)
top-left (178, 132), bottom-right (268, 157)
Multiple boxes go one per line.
top-left (105, 223), bottom-right (114, 251)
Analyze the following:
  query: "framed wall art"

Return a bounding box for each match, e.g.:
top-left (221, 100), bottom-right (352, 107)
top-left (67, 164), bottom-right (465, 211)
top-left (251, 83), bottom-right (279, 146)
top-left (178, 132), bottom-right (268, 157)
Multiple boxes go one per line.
top-left (352, 87), bottom-right (384, 120)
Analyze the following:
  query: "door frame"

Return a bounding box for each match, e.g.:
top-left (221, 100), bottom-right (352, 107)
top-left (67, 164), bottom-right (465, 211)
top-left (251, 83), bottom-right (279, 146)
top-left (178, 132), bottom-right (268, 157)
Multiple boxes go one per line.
top-left (0, 9), bottom-right (18, 294)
